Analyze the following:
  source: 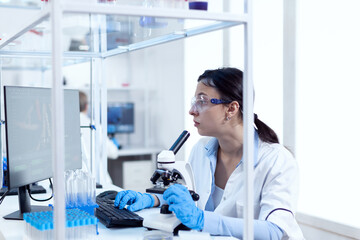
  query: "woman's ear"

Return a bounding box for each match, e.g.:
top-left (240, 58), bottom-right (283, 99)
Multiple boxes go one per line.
top-left (226, 101), bottom-right (240, 119)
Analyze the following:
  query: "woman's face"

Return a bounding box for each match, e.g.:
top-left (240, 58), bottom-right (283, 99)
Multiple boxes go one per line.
top-left (189, 82), bottom-right (228, 136)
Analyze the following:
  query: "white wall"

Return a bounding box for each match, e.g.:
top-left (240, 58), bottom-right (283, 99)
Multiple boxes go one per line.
top-left (296, 0), bottom-right (360, 230)
top-left (229, 0), bottom-right (284, 141)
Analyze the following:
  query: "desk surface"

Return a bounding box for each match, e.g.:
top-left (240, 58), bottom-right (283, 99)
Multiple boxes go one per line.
top-left (0, 182), bottom-right (237, 240)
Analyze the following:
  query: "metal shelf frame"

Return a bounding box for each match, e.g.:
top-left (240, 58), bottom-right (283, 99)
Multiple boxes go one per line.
top-left (0, 2), bottom-right (254, 239)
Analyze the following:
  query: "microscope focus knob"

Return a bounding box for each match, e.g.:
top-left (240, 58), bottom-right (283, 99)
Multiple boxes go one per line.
top-left (150, 171), bottom-right (161, 184)
top-left (160, 204), bottom-right (172, 214)
top-left (189, 190), bottom-right (200, 201)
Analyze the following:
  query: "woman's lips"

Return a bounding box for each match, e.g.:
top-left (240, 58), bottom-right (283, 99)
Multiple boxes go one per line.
top-left (194, 120), bottom-right (199, 127)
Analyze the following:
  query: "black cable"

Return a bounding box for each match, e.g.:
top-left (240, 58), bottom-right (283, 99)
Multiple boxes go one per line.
top-left (0, 189), bottom-right (9, 205)
top-left (28, 178), bottom-right (53, 202)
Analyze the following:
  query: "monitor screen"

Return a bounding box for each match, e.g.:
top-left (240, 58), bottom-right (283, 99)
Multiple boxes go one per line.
top-left (107, 102), bottom-right (134, 134)
top-left (4, 86), bottom-right (82, 190)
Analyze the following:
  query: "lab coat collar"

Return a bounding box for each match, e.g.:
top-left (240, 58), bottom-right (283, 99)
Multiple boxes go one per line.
top-left (239, 130), bottom-right (259, 168)
top-left (204, 129), bottom-right (259, 168)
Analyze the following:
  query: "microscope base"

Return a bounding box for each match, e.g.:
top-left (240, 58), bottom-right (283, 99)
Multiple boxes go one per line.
top-left (143, 213), bottom-right (181, 233)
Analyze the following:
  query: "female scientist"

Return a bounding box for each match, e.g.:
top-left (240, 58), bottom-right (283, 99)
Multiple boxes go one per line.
top-left (114, 67), bottom-right (304, 240)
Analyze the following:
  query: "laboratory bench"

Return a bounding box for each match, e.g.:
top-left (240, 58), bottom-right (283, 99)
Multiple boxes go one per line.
top-left (0, 181), bottom-right (238, 240)
top-left (0, 182), bottom-right (147, 240)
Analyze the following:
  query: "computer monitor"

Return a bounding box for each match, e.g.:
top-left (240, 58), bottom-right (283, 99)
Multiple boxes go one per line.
top-left (3, 86), bottom-right (82, 220)
top-left (107, 102), bottom-right (135, 134)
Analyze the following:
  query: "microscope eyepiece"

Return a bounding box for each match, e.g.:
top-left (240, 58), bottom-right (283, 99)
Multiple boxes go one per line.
top-left (169, 130), bottom-right (190, 155)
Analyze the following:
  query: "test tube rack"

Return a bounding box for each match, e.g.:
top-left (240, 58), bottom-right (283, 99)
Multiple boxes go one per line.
top-left (23, 208), bottom-right (98, 239)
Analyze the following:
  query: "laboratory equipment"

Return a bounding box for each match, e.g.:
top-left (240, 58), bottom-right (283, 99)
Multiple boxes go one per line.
top-left (23, 208), bottom-right (98, 240)
top-left (95, 190), bottom-right (143, 228)
top-left (143, 130), bottom-right (199, 232)
top-left (65, 169), bottom-right (97, 215)
top-left (3, 86), bottom-right (82, 220)
top-left (107, 102), bottom-right (135, 134)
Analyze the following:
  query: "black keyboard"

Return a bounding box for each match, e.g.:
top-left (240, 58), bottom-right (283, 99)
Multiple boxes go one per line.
top-left (96, 198), bottom-right (143, 228)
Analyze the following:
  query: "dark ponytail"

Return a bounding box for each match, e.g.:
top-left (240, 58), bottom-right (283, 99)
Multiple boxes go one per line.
top-left (198, 67), bottom-right (279, 144)
top-left (254, 114), bottom-right (279, 144)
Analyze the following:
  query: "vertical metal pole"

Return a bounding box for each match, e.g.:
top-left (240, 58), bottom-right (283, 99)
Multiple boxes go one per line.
top-left (90, 58), bottom-right (94, 175)
top-left (144, 83), bottom-right (150, 148)
top-left (283, 0), bottom-right (297, 156)
top-left (93, 14), bottom-right (107, 184)
top-left (51, 1), bottom-right (65, 239)
top-left (244, 0), bottom-right (254, 239)
top-left (101, 58), bottom-right (108, 183)
top-left (90, 14), bottom-right (100, 178)
top-left (223, 0), bottom-right (230, 67)
top-left (94, 59), bottom-right (101, 183)
top-left (99, 14), bottom-right (108, 184)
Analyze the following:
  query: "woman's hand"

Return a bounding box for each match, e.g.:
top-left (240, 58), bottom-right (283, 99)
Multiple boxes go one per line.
top-left (114, 190), bottom-right (155, 212)
top-left (163, 184), bottom-right (204, 230)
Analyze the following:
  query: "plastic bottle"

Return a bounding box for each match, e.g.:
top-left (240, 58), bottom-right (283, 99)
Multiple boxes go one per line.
top-left (188, 0), bottom-right (208, 10)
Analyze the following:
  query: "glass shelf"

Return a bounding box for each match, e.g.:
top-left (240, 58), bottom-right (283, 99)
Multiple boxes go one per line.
top-left (0, 0), bottom-right (41, 9)
top-left (0, 3), bottom-right (245, 59)
top-left (0, 56), bottom-right (90, 71)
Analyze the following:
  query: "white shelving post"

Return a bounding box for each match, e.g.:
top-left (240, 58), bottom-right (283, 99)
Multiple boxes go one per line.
top-left (283, 0), bottom-right (297, 156)
top-left (244, 0), bottom-right (254, 239)
top-left (51, 1), bottom-right (65, 239)
top-left (91, 14), bottom-right (109, 184)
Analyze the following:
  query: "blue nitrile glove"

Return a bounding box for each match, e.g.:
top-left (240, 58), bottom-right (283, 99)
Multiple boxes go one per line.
top-left (114, 190), bottom-right (155, 212)
top-left (163, 184), bottom-right (204, 230)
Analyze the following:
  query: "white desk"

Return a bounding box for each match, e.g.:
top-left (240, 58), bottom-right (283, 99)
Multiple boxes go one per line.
top-left (115, 147), bottom-right (162, 158)
top-left (0, 183), bottom-right (238, 240)
top-left (0, 182), bottom-right (149, 240)
top-left (108, 147), bottom-right (162, 191)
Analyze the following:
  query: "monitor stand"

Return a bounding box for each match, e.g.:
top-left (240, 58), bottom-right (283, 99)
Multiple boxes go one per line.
top-left (0, 184), bottom-right (46, 196)
top-left (3, 185), bottom-right (52, 220)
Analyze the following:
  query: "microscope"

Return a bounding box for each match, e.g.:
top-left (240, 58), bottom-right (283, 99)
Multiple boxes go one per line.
top-left (143, 130), bottom-right (199, 233)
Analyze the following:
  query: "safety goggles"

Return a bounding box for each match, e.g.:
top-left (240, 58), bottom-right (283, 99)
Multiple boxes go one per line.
top-left (190, 95), bottom-right (232, 113)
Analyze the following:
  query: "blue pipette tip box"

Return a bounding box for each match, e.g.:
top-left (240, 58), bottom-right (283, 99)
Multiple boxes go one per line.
top-left (75, 203), bottom-right (99, 216)
top-left (23, 208), bottom-right (99, 231)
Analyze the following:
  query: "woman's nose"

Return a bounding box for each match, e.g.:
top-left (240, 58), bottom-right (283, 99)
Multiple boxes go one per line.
top-left (189, 105), bottom-right (198, 116)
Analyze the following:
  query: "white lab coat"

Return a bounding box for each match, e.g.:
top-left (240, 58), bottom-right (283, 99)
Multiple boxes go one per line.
top-left (80, 112), bottom-right (118, 182)
top-left (188, 135), bottom-right (304, 240)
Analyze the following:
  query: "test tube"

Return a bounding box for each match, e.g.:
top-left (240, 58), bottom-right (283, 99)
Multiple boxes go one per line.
top-left (66, 170), bottom-right (76, 208)
top-left (78, 169), bottom-right (86, 207)
top-left (85, 172), bottom-right (96, 205)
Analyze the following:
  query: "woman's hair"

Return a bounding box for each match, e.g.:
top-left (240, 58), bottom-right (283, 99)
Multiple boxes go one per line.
top-left (79, 91), bottom-right (88, 112)
top-left (197, 67), bottom-right (279, 144)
